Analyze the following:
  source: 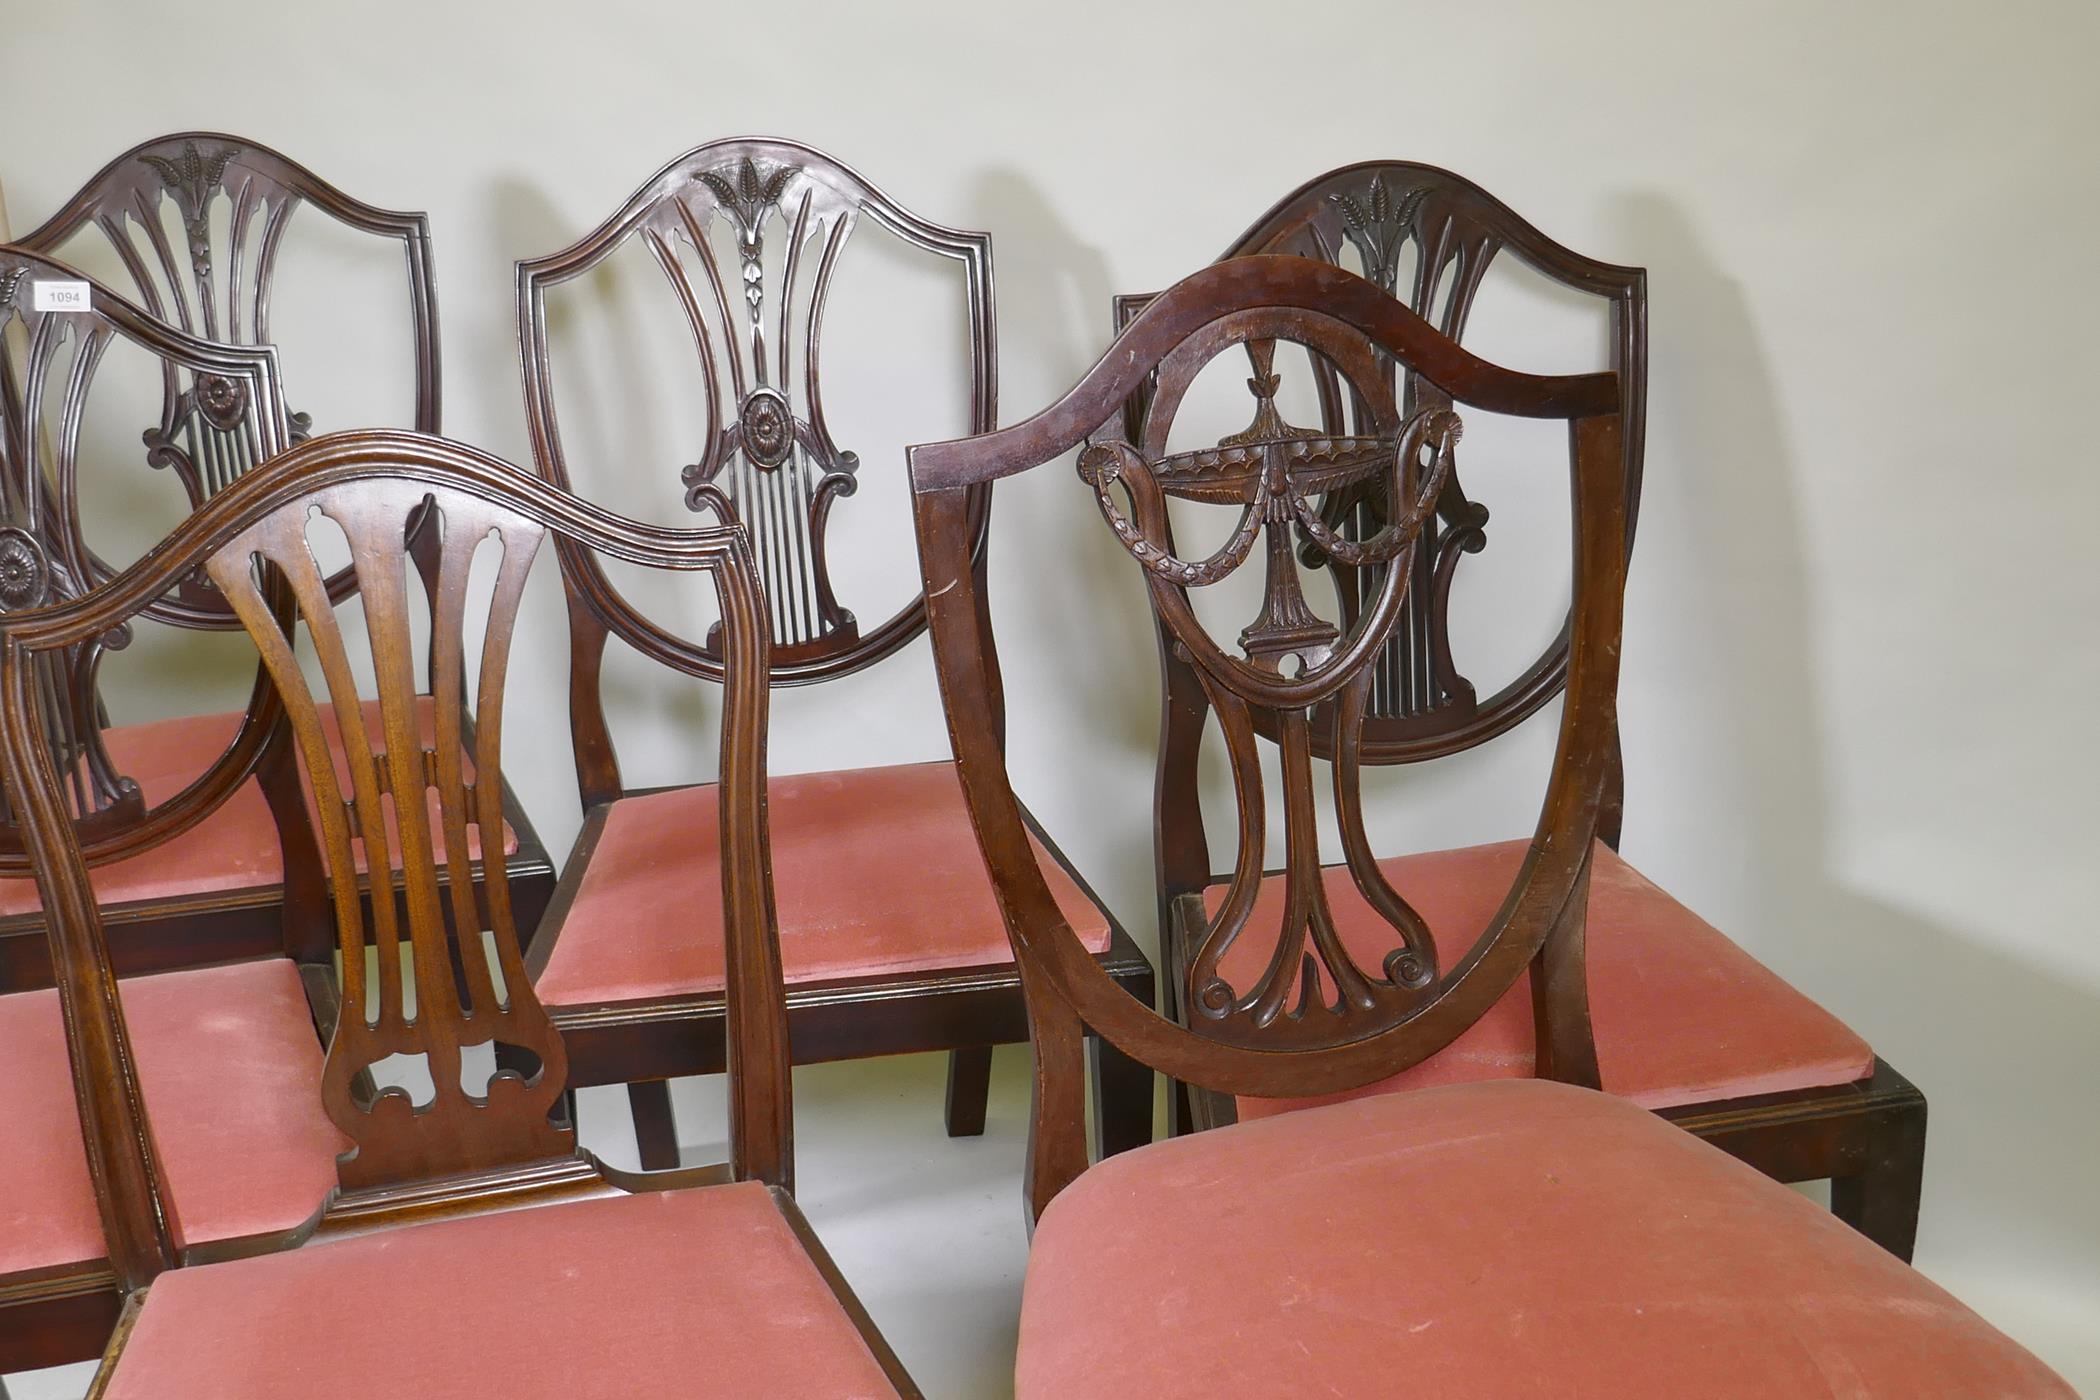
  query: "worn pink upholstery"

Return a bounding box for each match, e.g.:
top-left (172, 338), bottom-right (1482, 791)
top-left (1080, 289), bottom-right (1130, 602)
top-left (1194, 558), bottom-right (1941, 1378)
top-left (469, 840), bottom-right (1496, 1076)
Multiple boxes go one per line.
top-left (0, 958), bottom-right (344, 1278)
top-left (100, 1180), bottom-right (899, 1399)
top-left (1207, 840), bottom-right (1874, 1117)
top-left (1019, 1080), bottom-right (2069, 1399)
top-left (537, 761), bottom-right (1112, 1006)
top-left (0, 699), bottom-right (517, 917)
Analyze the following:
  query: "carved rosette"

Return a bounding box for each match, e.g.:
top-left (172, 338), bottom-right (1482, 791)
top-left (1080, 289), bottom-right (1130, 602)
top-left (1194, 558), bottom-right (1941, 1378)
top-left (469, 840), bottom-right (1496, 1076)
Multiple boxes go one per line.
top-left (0, 527), bottom-right (52, 612)
top-left (194, 373), bottom-right (250, 432)
top-left (738, 386), bottom-right (794, 469)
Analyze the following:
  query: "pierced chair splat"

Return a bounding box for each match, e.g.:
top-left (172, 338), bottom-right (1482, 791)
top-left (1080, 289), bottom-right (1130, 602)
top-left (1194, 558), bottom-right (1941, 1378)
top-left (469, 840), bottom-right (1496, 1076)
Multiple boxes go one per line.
top-left (908, 254), bottom-right (2067, 1399)
top-left (3, 431), bottom-right (917, 1398)
top-left (1119, 162), bottom-right (1920, 1259)
top-left (2, 134), bottom-right (556, 989)
top-left (516, 137), bottom-right (1154, 1166)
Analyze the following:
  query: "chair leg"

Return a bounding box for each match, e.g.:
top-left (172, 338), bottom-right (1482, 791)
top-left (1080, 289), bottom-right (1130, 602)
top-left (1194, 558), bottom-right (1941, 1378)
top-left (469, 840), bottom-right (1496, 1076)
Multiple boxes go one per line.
top-left (628, 1079), bottom-right (681, 1171)
top-left (944, 1046), bottom-right (994, 1137)
top-left (1831, 1091), bottom-right (1927, 1262)
top-left (1090, 1032), bottom-right (1155, 1158)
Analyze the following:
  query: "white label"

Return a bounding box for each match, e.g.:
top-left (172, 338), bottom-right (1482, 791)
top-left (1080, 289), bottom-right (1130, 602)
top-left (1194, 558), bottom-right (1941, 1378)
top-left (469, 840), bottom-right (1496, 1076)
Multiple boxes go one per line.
top-left (33, 280), bottom-right (92, 313)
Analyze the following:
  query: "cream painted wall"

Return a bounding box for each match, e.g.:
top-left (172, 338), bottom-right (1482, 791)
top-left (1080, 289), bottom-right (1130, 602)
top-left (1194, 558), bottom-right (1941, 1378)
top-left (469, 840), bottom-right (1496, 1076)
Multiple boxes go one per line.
top-left (4, 0), bottom-right (2095, 1385)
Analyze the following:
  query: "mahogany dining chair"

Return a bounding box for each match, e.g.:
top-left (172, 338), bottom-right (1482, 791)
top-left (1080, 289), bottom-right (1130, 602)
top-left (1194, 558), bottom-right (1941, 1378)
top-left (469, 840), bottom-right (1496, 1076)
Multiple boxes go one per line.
top-left (909, 253), bottom-right (2066, 1398)
top-left (1116, 162), bottom-right (1924, 1258)
top-left (515, 137), bottom-right (1154, 1168)
top-left (1, 134), bottom-right (556, 990)
top-left (0, 430), bottom-right (915, 1397)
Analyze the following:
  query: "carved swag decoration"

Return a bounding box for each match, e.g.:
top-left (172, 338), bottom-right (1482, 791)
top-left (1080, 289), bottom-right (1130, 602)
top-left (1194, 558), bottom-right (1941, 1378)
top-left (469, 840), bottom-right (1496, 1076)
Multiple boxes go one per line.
top-left (1090, 331), bottom-right (1463, 1045)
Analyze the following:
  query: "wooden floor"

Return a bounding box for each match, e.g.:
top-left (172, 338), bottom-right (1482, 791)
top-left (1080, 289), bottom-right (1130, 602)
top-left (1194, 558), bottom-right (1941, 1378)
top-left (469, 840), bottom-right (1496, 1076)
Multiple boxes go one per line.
top-left (11, 1050), bottom-right (2094, 1399)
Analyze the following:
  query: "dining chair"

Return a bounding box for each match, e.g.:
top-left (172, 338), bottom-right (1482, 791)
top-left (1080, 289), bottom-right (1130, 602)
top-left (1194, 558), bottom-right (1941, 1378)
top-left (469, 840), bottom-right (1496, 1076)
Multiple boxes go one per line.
top-left (1117, 161), bottom-right (1924, 1258)
top-left (1, 430), bottom-right (916, 1397)
top-left (2, 132), bottom-right (556, 986)
top-left (516, 137), bottom-right (1155, 1167)
top-left (909, 253), bottom-right (2067, 1397)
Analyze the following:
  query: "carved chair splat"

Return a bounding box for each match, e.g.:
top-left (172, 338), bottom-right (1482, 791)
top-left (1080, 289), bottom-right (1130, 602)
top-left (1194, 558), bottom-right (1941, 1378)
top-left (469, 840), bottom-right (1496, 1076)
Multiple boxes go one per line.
top-left (908, 255), bottom-right (2065, 1399)
top-left (1121, 164), bottom-right (1922, 1257)
top-left (2, 135), bottom-right (555, 996)
top-left (1, 432), bottom-right (917, 1396)
top-left (517, 137), bottom-right (1154, 1166)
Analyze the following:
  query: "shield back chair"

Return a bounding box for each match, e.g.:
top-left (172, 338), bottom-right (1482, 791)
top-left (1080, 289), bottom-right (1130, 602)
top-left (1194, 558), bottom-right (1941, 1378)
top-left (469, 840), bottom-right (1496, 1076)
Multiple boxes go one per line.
top-left (1118, 162), bottom-right (1924, 1258)
top-left (2, 431), bottom-right (918, 1397)
top-left (2, 132), bottom-right (556, 988)
top-left (516, 137), bottom-right (1154, 1167)
top-left (909, 254), bottom-right (2067, 1399)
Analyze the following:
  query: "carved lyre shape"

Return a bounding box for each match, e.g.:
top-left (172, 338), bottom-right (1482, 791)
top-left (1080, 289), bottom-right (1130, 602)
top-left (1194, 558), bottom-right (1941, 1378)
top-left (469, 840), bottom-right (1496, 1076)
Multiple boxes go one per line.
top-left (519, 137), bottom-right (995, 681)
top-left (206, 483), bottom-right (566, 1188)
top-left (1094, 312), bottom-right (1463, 1049)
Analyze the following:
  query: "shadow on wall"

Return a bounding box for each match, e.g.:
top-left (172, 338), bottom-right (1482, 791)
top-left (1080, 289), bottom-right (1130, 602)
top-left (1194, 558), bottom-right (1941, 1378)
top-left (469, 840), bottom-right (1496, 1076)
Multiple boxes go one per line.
top-left (961, 167), bottom-right (1166, 937)
top-left (1613, 191), bottom-right (2100, 1300)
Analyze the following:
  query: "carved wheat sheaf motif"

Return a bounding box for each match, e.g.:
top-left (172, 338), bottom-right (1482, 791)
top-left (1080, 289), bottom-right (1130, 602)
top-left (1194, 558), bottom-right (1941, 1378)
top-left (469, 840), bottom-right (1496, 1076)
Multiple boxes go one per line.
top-left (139, 140), bottom-right (243, 284)
top-left (1100, 329), bottom-right (1465, 1045)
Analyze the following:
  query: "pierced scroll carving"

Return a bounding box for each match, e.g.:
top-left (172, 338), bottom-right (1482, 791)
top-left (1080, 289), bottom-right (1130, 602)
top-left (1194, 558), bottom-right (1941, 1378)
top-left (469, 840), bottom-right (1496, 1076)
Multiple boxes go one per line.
top-left (1102, 315), bottom-right (1463, 1047)
top-left (0, 266), bottom-right (166, 831)
top-left (521, 138), bottom-right (995, 686)
top-left (17, 132), bottom-right (442, 525)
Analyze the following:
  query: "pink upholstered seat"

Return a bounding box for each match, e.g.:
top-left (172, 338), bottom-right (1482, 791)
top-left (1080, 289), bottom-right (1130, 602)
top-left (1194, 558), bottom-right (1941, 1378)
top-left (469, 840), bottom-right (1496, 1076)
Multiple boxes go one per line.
top-left (1019, 1080), bottom-right (2068, 1398)
top-left (0, 958), bottom-right (345, 1279)
top-left (99, 1179), bottom-right (900, 1399)
top-left (1208, 840), bottom-right (1875, 1118)
top-left (0, 699), bottom-right (518, 918)
top-left (536, 760), bottom-right (1113, 1006)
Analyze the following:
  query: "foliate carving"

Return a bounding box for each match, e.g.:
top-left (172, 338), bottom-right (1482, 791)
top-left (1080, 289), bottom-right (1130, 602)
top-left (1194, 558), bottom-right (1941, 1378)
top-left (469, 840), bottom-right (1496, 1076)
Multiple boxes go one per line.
top-left (0, 265), bottom-right (26, 310)
top-left (699, 156), bottom-right (799, 328)
top-left (139, 140), bottom-right (243, 283)
top-left (1328, 175), bottom-right (1427, 291)
top-left (0, 527), bottom-right (52, 611)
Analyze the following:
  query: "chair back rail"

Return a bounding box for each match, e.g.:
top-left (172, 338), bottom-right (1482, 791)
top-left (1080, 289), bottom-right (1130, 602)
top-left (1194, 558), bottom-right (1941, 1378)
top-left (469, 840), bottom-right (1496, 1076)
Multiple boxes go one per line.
top-left (0, 250), bottom-right (290, 855)
top-left (911, 256), bottom-right (1627, 1217)
top-left (518, 139), bottom-right (994, 800)
top-left (0, 432), bottom-right (783, 1288)
top-left (1119, 163), bottom-right (1645, 780)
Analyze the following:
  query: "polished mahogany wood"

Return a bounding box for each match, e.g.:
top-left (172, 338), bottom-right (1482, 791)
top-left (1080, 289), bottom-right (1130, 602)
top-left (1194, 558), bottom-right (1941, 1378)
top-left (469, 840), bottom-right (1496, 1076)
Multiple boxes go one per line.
top-left (517, 138), bottom-right (1154, 1162)
top-left (1125, 166), bottom-right (1921, 1255)
top-left (3, 432), bottom-right (915, 1390)
top-left (3, 135), bottom-right (557, 995)
top-left (912, 254), bottom-right (1626, 1218)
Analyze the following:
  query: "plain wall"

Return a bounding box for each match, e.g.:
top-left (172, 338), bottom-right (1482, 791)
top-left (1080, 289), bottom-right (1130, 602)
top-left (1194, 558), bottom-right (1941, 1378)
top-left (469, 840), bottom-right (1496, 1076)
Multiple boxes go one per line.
top-left (4, 0), bottom-right (2095, 1384)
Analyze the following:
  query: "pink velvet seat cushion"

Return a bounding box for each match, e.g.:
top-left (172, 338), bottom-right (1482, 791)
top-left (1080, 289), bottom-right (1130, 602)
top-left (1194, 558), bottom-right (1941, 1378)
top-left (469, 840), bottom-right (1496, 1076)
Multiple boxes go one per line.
top-left (1207, 840), bottom-right (1875, 1118)
top-left (0, 957), bottom-right (345, 1279)
top-left (0, 698), bottom-right (518, 917)
top-left (1020, 1080), bottom-right (2068, 1399)
top-left (100, 1179), bottom-right (899, 1399)
top-left (536, 760), bottom-right (1113, 1006)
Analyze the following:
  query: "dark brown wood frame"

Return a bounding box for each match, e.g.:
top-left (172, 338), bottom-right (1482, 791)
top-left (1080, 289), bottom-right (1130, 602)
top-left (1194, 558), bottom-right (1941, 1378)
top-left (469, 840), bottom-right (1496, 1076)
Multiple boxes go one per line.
top-left (912, 254), bottom-right (1630, 1220)
top-left (0, 432), bottom-right (917, 1393)
top-left (1123, 165), bottom-right (1923, 1257)
top-left (2, 134), bottom-right (556, 995)
top-left (516, 137), bottom-right (1154, 1164)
